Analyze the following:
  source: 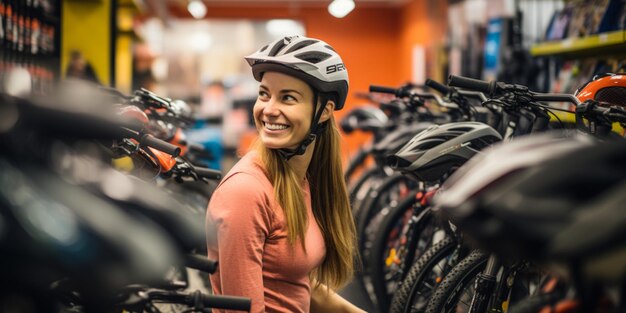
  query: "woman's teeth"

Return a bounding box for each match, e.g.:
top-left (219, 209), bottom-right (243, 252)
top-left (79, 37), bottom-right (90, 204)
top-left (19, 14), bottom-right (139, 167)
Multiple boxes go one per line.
top-left (265, 123), bottom-right (289, 130)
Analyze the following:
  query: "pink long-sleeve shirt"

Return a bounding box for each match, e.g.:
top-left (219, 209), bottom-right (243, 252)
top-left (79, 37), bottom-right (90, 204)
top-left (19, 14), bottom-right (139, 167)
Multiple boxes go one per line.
top-left (206, 151), bottom-right (326, 313)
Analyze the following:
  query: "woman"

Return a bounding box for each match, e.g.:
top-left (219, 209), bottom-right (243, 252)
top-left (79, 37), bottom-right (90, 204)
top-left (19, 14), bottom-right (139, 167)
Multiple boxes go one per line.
top-left (206, 36), bottom-right (364, 313)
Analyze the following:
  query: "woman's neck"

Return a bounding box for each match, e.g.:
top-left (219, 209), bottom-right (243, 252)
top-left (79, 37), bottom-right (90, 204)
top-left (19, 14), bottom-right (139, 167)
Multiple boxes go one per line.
top-left (286, 140), bottom-right (315, 183)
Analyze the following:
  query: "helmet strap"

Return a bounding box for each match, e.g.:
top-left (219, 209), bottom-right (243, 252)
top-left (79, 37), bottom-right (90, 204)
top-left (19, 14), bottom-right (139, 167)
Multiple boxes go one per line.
top-left (278, 92), bottom-right (327, 160)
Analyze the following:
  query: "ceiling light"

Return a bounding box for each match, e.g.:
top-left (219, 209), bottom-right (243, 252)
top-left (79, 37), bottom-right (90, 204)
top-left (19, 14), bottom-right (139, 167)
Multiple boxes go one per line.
top-left (328, 0), bottom-right (355, 18)
top-left (188, 0), bottom-right (207, 19)
top-left (266, 19), bottom-right (305, 37)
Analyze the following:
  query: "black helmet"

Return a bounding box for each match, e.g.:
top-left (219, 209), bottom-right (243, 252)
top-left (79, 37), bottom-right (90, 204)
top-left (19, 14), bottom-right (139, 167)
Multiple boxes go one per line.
top-left (339, 106), bottom-right (388, 134)
top-left (387, 122), bottom-right (502, 182)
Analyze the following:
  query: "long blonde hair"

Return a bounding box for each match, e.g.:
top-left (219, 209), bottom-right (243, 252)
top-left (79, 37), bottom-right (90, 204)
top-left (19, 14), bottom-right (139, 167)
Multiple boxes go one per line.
top-left (254, 106), bottom-right (356, 291)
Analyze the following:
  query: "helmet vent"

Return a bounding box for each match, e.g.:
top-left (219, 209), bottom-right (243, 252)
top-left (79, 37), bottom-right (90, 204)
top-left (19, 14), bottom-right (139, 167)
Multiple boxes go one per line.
top-left (324, 45), bottom-right (336, 52)
top-left (294, 51), bottom-right (332, 64)
top-left (468, 137), bottom-right (494, 151)
top-left (448, 126), bottom-right (473, 132)
top-left (595, 87), bottom-right (626, 106)
top-left (259, 44), bottom-right (269, 52)
top-left (285, 40), bottom-right (319, 54)
top-left (268, 40), bottom-right (288, 57)
top-left (416, 139), bottom-right (443, 150)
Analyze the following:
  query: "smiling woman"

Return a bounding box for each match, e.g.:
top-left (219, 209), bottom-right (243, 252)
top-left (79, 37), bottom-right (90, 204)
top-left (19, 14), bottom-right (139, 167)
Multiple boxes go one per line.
top-left (206, 35), bottom-right (365, 313)
top-left (254, 72), bottom-right (317, 151)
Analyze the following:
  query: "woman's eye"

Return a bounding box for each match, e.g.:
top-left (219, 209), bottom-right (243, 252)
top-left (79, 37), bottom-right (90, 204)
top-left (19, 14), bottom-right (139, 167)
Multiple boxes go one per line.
top-left (258, 91), bottom-right (270, 99)
top-left (283, 94), bottom-right (297, 102)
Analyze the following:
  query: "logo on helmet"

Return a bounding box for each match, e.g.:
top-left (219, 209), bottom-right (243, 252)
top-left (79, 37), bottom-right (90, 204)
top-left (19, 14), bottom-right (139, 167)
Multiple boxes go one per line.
top-left (326, 63), bottom-right (346, 74)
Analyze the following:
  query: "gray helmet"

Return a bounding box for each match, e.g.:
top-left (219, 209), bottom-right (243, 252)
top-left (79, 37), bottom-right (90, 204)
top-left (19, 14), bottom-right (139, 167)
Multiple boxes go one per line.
top-left (387, 122), bottom-right (502, 182)
top-left (245, 35), bottom-right (349, 110)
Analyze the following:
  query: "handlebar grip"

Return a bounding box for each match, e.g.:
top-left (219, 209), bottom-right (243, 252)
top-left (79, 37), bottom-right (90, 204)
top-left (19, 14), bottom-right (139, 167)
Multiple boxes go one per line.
top-left (448, 75), bottom-right (494, 94)
top-left (184, 254), bottom-right (218, 274)
top-left (369, 85), bottom-right (397, 95)
top-left (531, 93), bottom-right (579, 105)
top-left (425, 79), bottom-right (450, 95)
top-left (140, 134), bottom-right (181, 157)
top-left (202, 294), bottom-right (251, 311)
top-left (188, 142), bottom-right (205, 152)
top-left (193, 166), bottom-right (222, 180)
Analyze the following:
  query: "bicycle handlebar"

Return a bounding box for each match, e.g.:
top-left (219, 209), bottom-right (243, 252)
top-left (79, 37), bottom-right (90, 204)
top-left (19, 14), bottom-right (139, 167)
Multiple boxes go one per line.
top-left (192, 165), bottom-right (222, 180)
top-left (449, 75), bottom-right (580, 105)
top-left (120, 128), bottom-right (181, 157)
top-left (577, 102), bottom-right (626, 123)
top-left (184, 254), bottom-right (218, 274)
top-left (425, 79), bottom-right (450, 95)
top-left (531, 93), bottom-right (580, 105)
top-left (448, 75), bottom-right (495, 94)
top-left (145, 290), bottom-right (251, 311)
top-left (458, 90), bottom-right (489, 102)
top-left (140, 134), bottom-right (181, 157)
top-left (370, 84), bottom-right (460, 110)
top-left (369, 85), bottom-right (402, 96)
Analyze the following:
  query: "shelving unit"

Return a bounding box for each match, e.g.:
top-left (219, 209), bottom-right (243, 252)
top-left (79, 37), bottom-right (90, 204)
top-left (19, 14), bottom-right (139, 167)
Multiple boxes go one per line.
top-left (530, 30), bottom-right (626, 57)
top-left (0, 0), bottom-right (61, 95)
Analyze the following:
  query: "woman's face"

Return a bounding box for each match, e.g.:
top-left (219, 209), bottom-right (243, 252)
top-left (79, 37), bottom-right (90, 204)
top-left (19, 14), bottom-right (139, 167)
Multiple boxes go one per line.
top-left (253, 72), bottom-right (315, 150)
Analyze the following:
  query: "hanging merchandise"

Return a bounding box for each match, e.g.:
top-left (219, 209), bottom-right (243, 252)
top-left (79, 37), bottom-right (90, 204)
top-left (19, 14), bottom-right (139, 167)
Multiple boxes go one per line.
top-left (0, 0), bottom-right (59, 96)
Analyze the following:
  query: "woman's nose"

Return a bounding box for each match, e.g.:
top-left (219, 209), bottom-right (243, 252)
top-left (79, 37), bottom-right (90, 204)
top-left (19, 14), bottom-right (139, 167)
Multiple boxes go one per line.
top-left (263, 98), bottom-right (281, 116)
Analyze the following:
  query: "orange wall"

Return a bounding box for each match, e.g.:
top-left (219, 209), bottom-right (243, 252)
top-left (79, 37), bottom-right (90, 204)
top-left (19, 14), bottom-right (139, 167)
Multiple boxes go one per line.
top-left (400, 0), bottom-right (448, 84)
top-left (176, 1), bottom-right (447, 157)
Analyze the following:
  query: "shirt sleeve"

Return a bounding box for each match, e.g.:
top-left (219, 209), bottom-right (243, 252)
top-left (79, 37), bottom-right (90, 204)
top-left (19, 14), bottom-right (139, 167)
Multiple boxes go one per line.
top-left (206, 172), bottom-right (273, 313)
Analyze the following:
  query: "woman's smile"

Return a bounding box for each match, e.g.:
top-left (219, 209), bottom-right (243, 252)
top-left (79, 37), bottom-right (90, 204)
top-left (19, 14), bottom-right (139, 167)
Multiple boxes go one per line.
top-left (263, 121), bottom-right (291, 132)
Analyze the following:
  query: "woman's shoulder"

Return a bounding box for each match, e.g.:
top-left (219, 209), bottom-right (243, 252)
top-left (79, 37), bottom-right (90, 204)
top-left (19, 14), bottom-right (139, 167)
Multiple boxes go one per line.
top-left (221, 151), bottom-right (269, 185)
top-left (209, 151), bottom-right (277, 224)
top-left (214, 151), bottom-right (272, 201)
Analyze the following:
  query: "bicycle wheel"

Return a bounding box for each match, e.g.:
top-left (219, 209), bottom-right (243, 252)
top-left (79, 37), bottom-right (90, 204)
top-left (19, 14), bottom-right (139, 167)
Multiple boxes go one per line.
top-left (349, 167), bottom-right (384, 218)
top-left (344, 148), bottom-right (371, 184)
top-left (357, 173), bottom-right (415, 257)
top-left (424, 250), bottom-right (488, 313)
top-left (389, 237), bottom-right (463, 313)
top-left (357, 174), bottom-right (415, 304)
top-left (368, 193), bottom-right (422, 312)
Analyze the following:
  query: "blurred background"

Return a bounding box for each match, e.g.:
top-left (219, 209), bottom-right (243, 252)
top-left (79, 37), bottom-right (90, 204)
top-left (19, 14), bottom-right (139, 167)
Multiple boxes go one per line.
top-left (1, 0), bottom-right (624, 171)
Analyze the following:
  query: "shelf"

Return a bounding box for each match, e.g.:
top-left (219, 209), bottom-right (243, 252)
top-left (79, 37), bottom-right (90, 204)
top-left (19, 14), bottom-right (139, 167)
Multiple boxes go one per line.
top-left (530, 30), bottom-right (626, 57)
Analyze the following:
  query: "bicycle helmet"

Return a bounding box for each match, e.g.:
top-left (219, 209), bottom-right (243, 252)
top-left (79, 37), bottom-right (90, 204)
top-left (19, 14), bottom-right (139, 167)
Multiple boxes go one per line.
top-left (245, 35), bottom-right (349, 159)
top-left (433, 132), bottom-right (598, 260)
top-left (387, 122), bottom-right (502, 182)
top-left (575, 73), bottom-right (626, 107)
top-left (371, 122), bottom-right (434, 157)
top-left (339, 105), bottom-right (388, 134)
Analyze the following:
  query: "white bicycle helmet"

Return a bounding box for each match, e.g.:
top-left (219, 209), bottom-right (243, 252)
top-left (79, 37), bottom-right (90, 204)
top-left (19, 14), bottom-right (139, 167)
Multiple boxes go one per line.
top-left (245, 35), bottom-right (349, 159)
top-left (245, 35), bottom-right (349, 110)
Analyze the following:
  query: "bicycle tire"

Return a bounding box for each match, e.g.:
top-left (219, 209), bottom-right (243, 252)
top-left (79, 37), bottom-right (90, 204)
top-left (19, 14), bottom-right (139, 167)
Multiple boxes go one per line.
top-left (356, 174), bottom-right (414, 303)
top-left (424, 249), bottom-right (488, 313)
top-left (345, 148), bottom-right (370, 183)
top-left (389, 237), bottom-right (457, 313)
top-left (357, 173), bottom-right (413, 256)
top-left (369, 192), bottom-right (422, 313)
top-left (349, 167), bottom-right (383, 218)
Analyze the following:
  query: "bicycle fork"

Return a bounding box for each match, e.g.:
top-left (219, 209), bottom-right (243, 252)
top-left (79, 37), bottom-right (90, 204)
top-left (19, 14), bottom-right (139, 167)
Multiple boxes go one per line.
top-left (468, 254), bottom-right (501, 313)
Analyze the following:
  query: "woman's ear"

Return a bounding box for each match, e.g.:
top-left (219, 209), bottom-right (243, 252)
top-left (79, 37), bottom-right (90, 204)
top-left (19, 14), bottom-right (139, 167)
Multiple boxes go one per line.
top-left (319, 100), bottom-right (335, 123)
